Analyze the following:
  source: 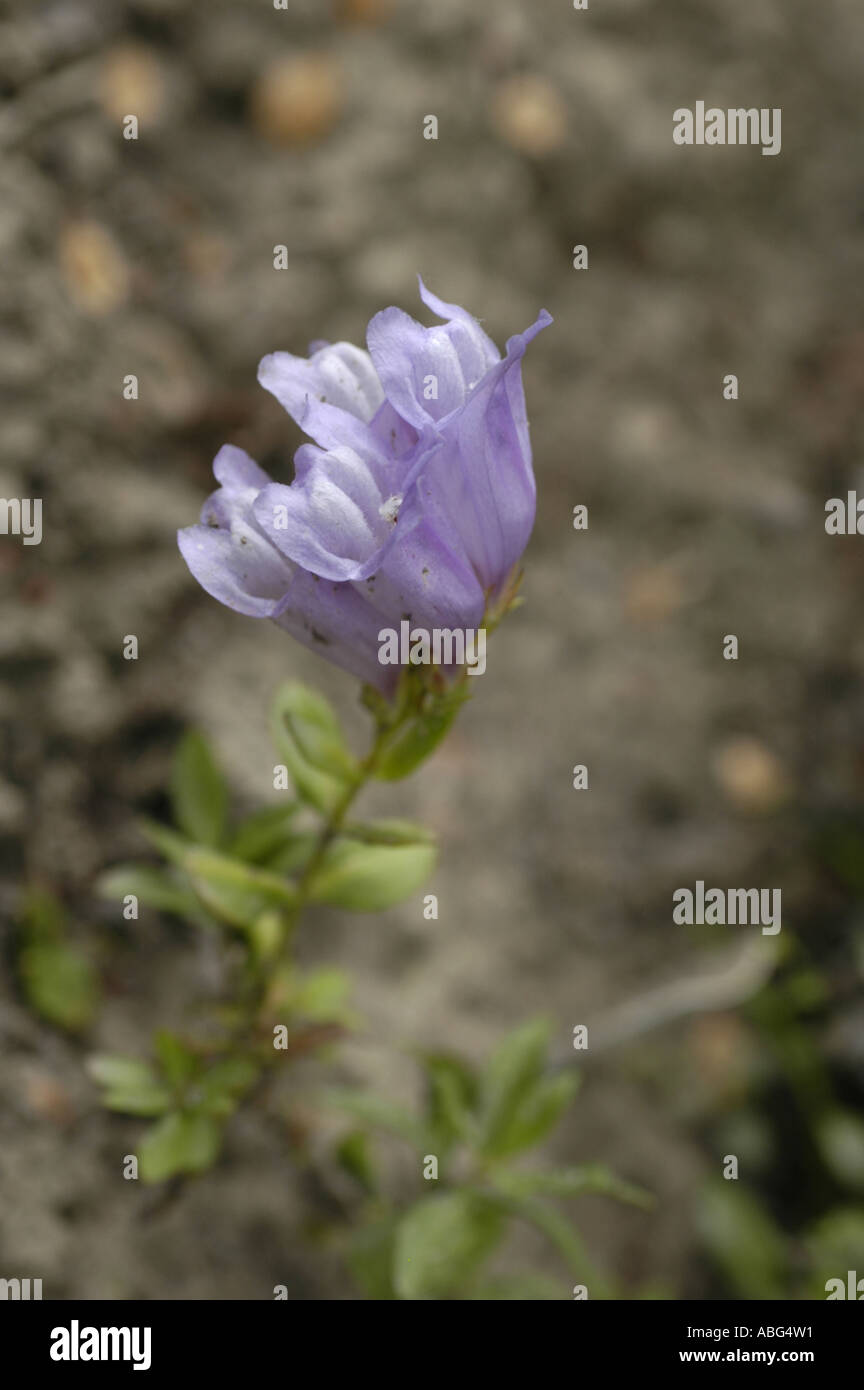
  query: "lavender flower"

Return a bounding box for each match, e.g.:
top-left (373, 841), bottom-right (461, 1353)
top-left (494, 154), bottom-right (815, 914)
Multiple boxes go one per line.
top-left (178, 280), bottom-right (551, 692)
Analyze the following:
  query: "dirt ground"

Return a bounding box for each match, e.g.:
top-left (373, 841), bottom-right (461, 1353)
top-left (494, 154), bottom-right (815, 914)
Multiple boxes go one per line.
top-left (1, 0), bottom-right (863, 1298)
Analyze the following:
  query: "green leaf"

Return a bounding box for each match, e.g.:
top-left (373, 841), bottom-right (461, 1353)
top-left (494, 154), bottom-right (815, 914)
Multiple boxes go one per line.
top-left (818, 1110), bottom-right (864, 1193)
top-left (96, 864), bottom-right (199, 918)
top-left (373, 685), bottom-right (469, 782)
top-left (87, 1055), bottom-right (173, 1116)
top-left (696, 1182), bottom-right (787, 1299)
top-left (783, 968), bottom-right (830, 1012)
top-left (138, 818), bottom-right (195, 867)
top-left (275, 682), bottom-right (359, 779)
top-left (292, 967), bottom-right (351, 1022)
top-left (138, 1111), bottom-right (222, 1182)
top-left (422, 1052), bottom-right (479, 1152)
top-left (274, 756), bottom-right (343, 816)
top-left (230, 804), bottom-right (300, 864)
top-left (19, 941), bottom-right (98, 1032)
top-left (264, 831), bottom-right (319, 877)
top-left (247, 909), bottom-right (285, 963)
top-left (343, 818), bottom-right (434, 847)
top-left (306, 837), bottom-right (436, 912)
top-left (493, 1163), bottom-right (653, 1208)
top-left (19, 886), bottom-right (65, 942)
top-left (88, 1056), bottom-right (156, 1090)
top-left (348, 1219), bottom-right (398, 1300)
top-left (815, 817), bottom-right (864, 893)
top-left (183, 847), bottom-right (297, 929)
top-left (271, 683), bottom-right (358, 811)
top-left (170, 730), bottom-right (228, 847)
top-left (155, 1031), bottom-right (197, 1090)
top-left (477, 1018), bottom-right (551, 1156)
top-left (322, 1089), bottom-right (426, 1147)
top-left (393, 1192), bottom-right (505, 1300)
top-left (806, 1208), bottom-right (864, 1295)
top-left (335, 1130), bottom-right (377, 1193)
top-left (102, 1088), bottom-right (172, 1117)
top-left (197, 1057), bottom-right (259, 1116)
top-left (482, 1070), bottom-right (580, 1159)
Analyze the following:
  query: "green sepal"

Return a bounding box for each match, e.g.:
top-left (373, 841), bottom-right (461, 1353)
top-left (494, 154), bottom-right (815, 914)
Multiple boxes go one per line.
top-left (372, 681), bottom-right (470, 782)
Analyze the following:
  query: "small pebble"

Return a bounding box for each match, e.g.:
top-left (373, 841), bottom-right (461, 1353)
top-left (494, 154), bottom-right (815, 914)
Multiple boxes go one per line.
top-left (59, 221), bottom-right (129, 316)
top-left (251, 55), bottom-right (343, 147)
top-left (712, 736), bottom-right (793, 813)
top-left (491, 74), bottom-right (568, 157)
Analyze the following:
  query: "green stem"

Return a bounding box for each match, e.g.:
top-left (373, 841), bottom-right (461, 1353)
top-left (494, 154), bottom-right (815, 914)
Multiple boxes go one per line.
top-left (238, 700), bottom-right (414, 1039)
top-left (290, 731), bottom-right (387, 914)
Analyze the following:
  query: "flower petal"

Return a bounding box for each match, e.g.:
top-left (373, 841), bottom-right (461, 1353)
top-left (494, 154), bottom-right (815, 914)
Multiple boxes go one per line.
top-left (273, 571), bottom-right (398, 691)
top-left (212, 443), bottom-right (272, 493)
top-left (258, 341), bottom-right (384, 438)
top-left (177, 522), bottom-right (293, 619)
top-left (254, 431), bottom-right (442, 583)
top-left (357, 515), bottom-right (485, 633)
top-left (366, 279), bottom-right (501, 429)
top-left (411, 310), bottom-right (552, 593)
top-left (253, 451), bottom-right (386, 582)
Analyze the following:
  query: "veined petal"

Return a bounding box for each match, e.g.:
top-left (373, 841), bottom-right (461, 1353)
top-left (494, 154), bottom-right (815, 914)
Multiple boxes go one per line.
top-left (254, 431), bottom-right (443, 583)
top-left (417, 276), bottom-right (500, 376)
top-left (368, 399), bottom-right (420, 462)
top-left (178, 447), bottom-right (296, 617)
top-left (253, 455), bottom-right (384, 582)
top-left (356, 515), bottom-right (485, 633)
top-left (258, 341), bottom-right (384, 439)
top-left (177, 522), bottom-right (293, 619)
top-left (411, 309), bottom-right (552, 593)
top-left (366, 308), bottom-right (468, 426)
top-left (273, 571), bottom-right (398, 691)
top-left (212, 443), bottom-right (272, 493)
top-left (366, 278), bottom-right (501, 429)
top-left (178, 448), bottom-right (398, 689)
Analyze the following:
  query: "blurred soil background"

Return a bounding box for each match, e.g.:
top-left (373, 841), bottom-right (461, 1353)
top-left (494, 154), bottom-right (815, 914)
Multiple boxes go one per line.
top-left (1, 0), bottom-right (863, 1297)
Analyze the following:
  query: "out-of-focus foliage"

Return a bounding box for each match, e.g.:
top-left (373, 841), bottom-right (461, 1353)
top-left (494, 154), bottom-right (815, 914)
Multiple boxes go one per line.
top-left (695, 821), bottom-right (864, 1300)
top-left (327, 1019), bottom-right (652, 1300)
top-left (16, 888), bottom-right (99, 1033)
